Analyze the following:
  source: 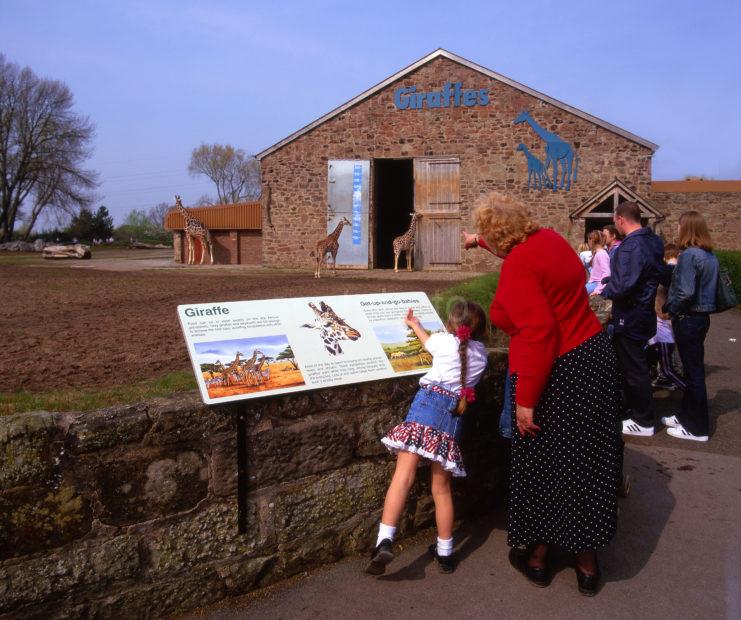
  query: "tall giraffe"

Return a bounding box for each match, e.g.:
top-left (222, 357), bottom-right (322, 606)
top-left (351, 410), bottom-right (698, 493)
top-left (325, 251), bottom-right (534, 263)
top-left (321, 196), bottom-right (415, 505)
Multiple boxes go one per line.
top-left (514, 111), bottom-right (577, 192)
top-left (311, 216), bottom-right (351, 278)
top-left (392, 212), bottom-right (419, 273)
top-left (174, 195), bottom-right (214, 265)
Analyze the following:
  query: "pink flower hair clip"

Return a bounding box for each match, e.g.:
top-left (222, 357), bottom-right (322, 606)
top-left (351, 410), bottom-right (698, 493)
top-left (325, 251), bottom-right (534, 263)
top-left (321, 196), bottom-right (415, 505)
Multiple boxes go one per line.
top-left (455, 325), bottom-right (472, 342)
top-left (459, 386), bottom-right (476, 403)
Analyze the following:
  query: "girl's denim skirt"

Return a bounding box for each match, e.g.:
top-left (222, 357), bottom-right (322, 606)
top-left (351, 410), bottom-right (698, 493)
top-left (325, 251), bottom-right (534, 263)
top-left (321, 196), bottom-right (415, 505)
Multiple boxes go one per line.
top-left (381, 385), bottom-right (466, 477)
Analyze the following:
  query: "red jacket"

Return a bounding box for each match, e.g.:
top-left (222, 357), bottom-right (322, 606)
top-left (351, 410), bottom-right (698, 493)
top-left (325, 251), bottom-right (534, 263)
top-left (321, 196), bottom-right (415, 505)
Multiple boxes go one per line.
top-left (486, 229), bottom-right (601, 407)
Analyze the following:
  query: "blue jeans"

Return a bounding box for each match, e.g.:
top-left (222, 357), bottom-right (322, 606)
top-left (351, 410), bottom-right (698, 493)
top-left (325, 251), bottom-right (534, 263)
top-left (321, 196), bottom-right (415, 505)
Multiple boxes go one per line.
top-left (672, 315), bottom-right (710, 436)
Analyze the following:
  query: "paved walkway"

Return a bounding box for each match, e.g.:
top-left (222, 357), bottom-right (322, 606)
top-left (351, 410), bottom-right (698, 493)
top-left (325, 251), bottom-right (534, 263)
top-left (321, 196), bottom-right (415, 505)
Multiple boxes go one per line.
top-left (183, 310), bottom-right (741, 620)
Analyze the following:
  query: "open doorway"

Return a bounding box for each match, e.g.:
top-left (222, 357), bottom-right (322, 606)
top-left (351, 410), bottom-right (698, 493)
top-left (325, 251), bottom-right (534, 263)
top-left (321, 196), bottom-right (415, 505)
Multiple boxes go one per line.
top-left (373, 159), bottom-right (414, 269)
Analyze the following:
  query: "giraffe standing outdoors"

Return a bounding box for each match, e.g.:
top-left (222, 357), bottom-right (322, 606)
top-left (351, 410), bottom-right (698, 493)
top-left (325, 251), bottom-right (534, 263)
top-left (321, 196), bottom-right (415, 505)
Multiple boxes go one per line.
top-left (174, 195), bottom-right (214, 265)
top-left (392, 212), bottom-right (419, 273)
top-left (312, 216), bottom-right (351, 278)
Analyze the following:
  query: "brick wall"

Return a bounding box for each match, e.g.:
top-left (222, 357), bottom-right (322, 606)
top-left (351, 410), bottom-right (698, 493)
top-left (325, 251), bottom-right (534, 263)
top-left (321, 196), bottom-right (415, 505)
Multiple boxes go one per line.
top-left (651, 191), bottom-right (741, 250)
top-left (260, 56), bottom-right (653, 271)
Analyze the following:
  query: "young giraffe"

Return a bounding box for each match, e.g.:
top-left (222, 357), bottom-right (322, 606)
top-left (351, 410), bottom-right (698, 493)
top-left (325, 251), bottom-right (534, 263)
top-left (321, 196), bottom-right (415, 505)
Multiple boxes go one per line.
top-left (301, 301), bottom-right (361, 355)
top-left (311, 216), bottom-right (351, 278)
top-left (393, 212), bottom-right (420, 273)
top-left (174, 195), bottom-right (214, 265)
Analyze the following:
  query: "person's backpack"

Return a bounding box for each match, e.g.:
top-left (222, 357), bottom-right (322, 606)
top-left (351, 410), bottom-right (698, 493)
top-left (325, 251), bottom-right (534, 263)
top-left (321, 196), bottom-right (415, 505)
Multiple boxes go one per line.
top-left (714, 267), bottom-right (737, 313)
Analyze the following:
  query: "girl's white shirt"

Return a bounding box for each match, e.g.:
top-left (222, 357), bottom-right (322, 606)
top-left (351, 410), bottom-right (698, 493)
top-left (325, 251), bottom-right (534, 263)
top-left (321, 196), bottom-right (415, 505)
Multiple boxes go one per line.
top-left (419, 332), bottom-right (488, 392)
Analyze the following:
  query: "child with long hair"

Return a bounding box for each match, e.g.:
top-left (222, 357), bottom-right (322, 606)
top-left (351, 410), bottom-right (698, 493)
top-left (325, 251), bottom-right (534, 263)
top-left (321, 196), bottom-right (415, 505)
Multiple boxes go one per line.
top-left (585, 230), bottom-right (610, 295)
top-left (365, 300), bottom-right (488, 575)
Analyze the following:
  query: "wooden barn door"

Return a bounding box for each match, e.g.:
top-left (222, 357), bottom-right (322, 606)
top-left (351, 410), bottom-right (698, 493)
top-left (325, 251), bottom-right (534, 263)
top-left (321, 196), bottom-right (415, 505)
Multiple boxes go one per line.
top-left (414, 158), bottom-right (461, 270)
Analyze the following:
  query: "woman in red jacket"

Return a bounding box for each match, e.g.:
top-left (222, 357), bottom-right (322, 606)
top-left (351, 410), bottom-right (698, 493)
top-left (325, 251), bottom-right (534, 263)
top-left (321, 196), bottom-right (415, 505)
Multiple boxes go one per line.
top-left (470, 192), bottom-right (621, 596)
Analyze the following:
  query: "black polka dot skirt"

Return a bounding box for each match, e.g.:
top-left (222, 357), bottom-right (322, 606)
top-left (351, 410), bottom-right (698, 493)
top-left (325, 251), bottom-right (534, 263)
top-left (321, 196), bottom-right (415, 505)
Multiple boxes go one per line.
top-left (507, 331), bottom-right (622, 553)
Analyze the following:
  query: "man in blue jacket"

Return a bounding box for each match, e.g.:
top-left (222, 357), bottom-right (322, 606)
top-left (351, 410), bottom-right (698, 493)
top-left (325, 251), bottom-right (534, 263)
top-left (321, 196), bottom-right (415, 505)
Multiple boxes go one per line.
top-left (601, 202), bottom-right (666, 437)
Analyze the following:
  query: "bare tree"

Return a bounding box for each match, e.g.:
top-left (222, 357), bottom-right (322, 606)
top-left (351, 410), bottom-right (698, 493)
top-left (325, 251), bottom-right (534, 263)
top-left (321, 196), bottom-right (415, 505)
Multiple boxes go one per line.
top-left (0, 55), bottom-right (98, 242)
top-left (188, 144), bottom-right (260, 205)
top-left (147, 202), bottom-right (171, 230)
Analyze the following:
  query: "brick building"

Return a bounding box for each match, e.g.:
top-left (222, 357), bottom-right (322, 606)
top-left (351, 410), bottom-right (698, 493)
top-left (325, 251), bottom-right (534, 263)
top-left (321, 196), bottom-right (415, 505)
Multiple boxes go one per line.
top-left (245, 49), bottom-right (739, 270)
top-left (165, 201), bottom-right (262, 265)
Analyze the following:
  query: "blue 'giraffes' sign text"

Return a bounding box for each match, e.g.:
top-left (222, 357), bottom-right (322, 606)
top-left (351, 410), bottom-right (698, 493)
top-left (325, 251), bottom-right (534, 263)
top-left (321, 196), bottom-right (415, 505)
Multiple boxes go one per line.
top-left (514, 110), bottom-right (578, 192)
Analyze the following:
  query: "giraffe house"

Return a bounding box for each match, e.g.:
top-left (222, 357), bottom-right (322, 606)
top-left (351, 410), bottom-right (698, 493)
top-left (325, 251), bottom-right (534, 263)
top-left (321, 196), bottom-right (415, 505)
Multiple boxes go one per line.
top-left (255, 48), bottom-right (740, 273)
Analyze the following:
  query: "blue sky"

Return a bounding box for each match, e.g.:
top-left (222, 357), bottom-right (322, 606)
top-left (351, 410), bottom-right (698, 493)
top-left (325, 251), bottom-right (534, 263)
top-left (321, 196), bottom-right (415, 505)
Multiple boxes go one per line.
top-left (2, 0), bottom-right (740, 226)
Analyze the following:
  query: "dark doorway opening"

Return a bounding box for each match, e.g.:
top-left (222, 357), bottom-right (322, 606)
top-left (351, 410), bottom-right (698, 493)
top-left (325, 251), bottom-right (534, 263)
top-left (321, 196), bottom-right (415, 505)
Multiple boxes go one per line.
top-left (373, 159), bottom-right (414, 269)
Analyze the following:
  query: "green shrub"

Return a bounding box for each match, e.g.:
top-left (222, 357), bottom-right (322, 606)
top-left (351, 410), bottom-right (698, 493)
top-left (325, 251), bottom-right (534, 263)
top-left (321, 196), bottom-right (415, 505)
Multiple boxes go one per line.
top-left (716, 250), bottom-right (741, 300)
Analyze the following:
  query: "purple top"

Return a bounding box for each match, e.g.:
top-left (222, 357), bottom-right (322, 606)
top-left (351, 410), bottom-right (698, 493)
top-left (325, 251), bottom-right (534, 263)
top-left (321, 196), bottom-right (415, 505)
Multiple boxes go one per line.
top-left (588, 248), bottom-right (611, 294)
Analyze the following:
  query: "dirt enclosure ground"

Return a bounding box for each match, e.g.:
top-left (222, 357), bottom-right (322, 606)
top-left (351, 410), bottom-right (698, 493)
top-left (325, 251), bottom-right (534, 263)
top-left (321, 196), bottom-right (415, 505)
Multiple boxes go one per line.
top-left (0, 250), bottom-right (469, 393)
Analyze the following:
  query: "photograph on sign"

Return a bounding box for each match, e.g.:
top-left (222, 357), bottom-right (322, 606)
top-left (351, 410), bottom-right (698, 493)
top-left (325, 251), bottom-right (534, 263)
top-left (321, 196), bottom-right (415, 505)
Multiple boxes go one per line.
top-left (177, 292), bottom-right (442, 405)
top-left (194, 335), bottom-right (305, 399)
top-left (374, 319), bottom-right (444, 372)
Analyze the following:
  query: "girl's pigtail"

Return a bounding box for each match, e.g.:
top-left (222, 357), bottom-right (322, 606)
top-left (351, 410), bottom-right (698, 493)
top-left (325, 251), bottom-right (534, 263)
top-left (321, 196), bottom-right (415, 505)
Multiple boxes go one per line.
top-left (455, 325), bottom-right (473, 415)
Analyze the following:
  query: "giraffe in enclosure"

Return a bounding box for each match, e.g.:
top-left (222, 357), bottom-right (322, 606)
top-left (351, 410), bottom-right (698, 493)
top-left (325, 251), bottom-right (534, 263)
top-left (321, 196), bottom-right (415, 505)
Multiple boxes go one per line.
top-left (301, 301), bottom-right (361, 355)
top-left (174, 195), bottom-right (214, 265)
top-left (311, 217), bottom-right (351, 278)
top-left (393, 213), bottom-right (419, 273)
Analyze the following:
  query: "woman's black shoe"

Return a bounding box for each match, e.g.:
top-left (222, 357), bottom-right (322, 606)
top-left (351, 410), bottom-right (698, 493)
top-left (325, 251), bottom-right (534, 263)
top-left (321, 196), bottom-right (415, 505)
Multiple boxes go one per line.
top-left (575, 568), bottom-right (600, 596)
top-left (509, 547), bottom-right (549, 587)
top-left (428, 544), bottom-right (456, 573)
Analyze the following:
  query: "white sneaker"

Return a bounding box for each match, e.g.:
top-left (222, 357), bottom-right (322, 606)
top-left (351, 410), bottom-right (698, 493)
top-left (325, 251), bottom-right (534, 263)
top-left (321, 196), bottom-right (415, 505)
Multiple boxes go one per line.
top-left (661, 415), bottom-right (680, 428)
top-left (667, 424), bottom-right (708, 442)
top-left (622, 419), bottom-right (655, 437)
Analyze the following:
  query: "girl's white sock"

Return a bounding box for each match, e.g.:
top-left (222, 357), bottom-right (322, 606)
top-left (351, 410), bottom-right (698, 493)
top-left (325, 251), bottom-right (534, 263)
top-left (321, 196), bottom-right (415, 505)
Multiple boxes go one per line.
top-left (437, 536), bottom-right (454, 557)
top-left (376, 523), bottom-right (396, 547)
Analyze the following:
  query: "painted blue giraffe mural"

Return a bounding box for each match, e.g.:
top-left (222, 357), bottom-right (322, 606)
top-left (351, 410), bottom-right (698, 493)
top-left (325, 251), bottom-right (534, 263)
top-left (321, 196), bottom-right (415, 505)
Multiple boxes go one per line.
top-left (516, 144), bottom-right (552, 190)
top-left (514, 110), bottom-right (579, 192)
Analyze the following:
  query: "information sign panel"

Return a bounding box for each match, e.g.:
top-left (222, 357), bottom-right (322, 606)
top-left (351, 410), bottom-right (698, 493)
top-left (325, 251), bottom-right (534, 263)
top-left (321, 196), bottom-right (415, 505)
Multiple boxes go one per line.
top-left (178, 292), bottom-right (444, 405)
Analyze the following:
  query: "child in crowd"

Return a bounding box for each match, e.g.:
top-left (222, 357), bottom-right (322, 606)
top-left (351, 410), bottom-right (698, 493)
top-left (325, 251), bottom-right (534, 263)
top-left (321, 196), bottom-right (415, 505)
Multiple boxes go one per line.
top-left (577, 242), bottom-right (593, 274)
top-left (585, 230), bottom-right (610, 295)
top-left (650, 244), bottom-right (686, 391)
top-left (365, 301), bottom-right (488, 575)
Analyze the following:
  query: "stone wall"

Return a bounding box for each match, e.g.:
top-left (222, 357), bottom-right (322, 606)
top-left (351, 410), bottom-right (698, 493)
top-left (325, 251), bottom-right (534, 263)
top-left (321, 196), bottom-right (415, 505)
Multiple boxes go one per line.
top-left (651, 191), bottom-right (741, 251)
top-left (260, 55), bottom-right (653, 271)
top-left (0, 351), bottom-right (508, 619)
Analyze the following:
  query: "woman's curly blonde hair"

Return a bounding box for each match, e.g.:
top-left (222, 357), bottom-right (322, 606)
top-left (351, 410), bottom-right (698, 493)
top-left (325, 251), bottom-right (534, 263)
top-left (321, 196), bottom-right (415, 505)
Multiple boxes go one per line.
top-left (473, 192), bottom-right (540, 255)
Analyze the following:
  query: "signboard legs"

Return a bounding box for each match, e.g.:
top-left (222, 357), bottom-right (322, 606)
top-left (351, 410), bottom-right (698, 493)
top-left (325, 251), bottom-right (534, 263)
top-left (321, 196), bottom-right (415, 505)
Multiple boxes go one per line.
top-left (236, 404), bottom-right (248, 534)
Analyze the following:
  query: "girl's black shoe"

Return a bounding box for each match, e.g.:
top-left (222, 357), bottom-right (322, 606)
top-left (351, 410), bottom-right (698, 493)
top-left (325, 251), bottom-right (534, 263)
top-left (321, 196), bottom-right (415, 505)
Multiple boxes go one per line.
top-left (509, 547), bottom-right (550, 587)
top-left (364, 539), bottom-right (394, 575)
top-left (575, 568), bottom-right (600, 596)
top-left (428, 544), bottom-right (456, 573)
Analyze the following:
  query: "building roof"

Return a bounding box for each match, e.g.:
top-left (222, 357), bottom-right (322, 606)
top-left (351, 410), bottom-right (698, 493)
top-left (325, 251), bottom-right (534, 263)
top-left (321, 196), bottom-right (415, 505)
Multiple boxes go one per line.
top-left (570, 178), bottom-right (664, 222)
top-left (651, 180), bottom-right (741, 193)
top-left (165, 202), bottom-right (261, 231)
top-left (257, 48), bottom-right (658, 160)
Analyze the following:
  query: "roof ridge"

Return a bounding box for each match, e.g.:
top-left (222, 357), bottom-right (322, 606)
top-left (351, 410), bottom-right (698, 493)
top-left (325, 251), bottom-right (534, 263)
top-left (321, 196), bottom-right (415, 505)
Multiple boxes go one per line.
top-left (257, 49), bottom-right (658, 159)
